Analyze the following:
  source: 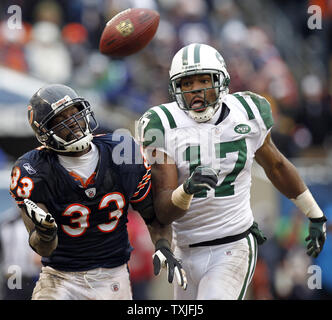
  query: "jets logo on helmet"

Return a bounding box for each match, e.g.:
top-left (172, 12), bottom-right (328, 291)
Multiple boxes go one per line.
top-left (169, 43), bottom-right (230, 123)
top-left (28, 84), bottom-right (99, 153)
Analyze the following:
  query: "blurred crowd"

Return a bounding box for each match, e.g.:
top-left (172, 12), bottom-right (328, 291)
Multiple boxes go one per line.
top-left (0, 0), bottom-right (332, 300)
top-left (0, 0), bottom-right (331, 156)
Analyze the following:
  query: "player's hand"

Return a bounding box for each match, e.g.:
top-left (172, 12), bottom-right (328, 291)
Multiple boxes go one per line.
top-left (305, 216), bottom-right (327, 258)
top-left (24, 199), bottom-right (58, 242)
top-left (183, 165), bottom-right (218, 195)
top-left (153, 240), bottom-right (187, 290)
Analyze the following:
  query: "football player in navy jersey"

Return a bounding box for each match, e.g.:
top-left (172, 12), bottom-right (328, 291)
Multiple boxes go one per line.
top-left (9, 84), bottom-right (187, 300)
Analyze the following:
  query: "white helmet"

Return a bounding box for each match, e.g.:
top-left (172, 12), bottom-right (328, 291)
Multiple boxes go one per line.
top-left (169, 43), bottom-right (230, 122)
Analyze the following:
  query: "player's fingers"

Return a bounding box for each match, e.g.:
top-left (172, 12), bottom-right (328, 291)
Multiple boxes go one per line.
top-left (180, 268), bottom-right (187, 290)
top-left (200, 177), bottom-right (218, 188)
top-left (44, 214), bottom-right (56, 227)
top-left (306, 240), bottom-right (314, 249)
top-left (167, 263), bottom-right (174, 284)
top-left (174, 267), bottom-right (182, 286)
top-left (306, 246), bottom-right (315, 256)
top-left (196, 183), bottom-right (212, 191)
top-left (153, 255), bottom-right (161, 276)
top-left (31, 210), bottom-right (39, 224)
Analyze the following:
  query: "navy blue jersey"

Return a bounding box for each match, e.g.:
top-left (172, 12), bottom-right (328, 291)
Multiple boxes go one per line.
top-left (9, 134), bottom-right (152, 271)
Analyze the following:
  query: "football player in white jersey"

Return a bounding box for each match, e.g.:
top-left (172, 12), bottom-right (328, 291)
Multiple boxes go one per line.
top-left (137, 43), bottom-right (327, 300)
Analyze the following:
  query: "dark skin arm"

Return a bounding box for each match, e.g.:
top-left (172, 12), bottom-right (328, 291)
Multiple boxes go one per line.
top-left (149, 150), bottom-right (187, 225)
top-left (147, 218), bottom-right (172, 247)
top-left (20, 202), bottom-right (58, 257)
top-left (255, 132), bottom-right (307, 198)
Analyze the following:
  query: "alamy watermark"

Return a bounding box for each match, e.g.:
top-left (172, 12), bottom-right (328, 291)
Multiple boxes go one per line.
top-left (7, 5), bottom-right (22, 30)
top-left (308, 5), bottom-right (322, 30)
top-left (5, 264), bottom-right (324, 291)
top-left (307, 264), bottom-right (322, 290)
top-left (7, 265), bottom-right (22, 290)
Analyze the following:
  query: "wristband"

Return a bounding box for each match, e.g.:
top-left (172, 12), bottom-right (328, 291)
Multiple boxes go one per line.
top-left (171, 184), bottom-right (193, 210)
top-left (291, 189), bottom-right (324, 219)
top-left (155, 238), bottom-right (171, 251)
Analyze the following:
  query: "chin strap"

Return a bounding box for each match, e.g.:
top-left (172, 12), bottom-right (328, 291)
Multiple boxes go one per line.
top-left (188, 106), bottom-right (216, 122)
top-left (48, 133), bottom-right (93, 153)
top-left (187, 89), bottom-right (228, 123)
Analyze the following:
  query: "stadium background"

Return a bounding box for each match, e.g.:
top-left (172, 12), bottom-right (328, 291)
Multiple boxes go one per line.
top-left (0, 0), bottom-right (331, 300)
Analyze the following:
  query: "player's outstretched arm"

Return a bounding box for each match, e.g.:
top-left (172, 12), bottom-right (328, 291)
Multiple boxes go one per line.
top-left (20, 199), bottom-right (58, 257)
top-left (147, 221), bottom-right (187, 290)
top-left (150, 150), bottom-right (217, 225)
top-left (131, 182), bottom-right (187, 290)
top-left (255, 133), bottom-right (327, 257)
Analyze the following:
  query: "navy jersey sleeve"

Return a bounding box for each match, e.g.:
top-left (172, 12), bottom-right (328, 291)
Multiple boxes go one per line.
top-left (9, 149), bottom-right (49, 208)
top-left (129, 160), bottom-right (151, 204)
top-left (112, 135), bottom-right (155, 224)
top-left (129, 162), bottom-right (155, 224)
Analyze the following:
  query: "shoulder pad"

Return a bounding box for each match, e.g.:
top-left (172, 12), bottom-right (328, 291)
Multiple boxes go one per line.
top-left (10, 149), bottom-right (50, 205)
top-left (233, 91), bottom-right (273, 130)
top-left (137, 108), bottom-right (166, 148)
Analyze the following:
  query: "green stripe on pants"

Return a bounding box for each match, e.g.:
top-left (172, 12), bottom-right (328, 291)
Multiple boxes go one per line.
top-left (237, 234), bottom-right (256, 300)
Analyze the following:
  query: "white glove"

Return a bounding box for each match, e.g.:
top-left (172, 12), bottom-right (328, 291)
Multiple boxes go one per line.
top-left (24, 199), bottom-right (57, 241)
top-left (153, 241), bottom-right (187, 290)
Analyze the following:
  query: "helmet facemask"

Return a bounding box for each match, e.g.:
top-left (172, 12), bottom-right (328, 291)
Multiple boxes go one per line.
top-left (169, 43), bottom-right (230, 123)
top-left (37, 98), bottom-right (98, 153)
top-left (170, 70), bottom-right (229, 123)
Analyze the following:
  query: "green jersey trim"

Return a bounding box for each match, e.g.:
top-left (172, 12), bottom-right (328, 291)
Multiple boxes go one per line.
top-left (158, 105), bottom-right (177, 129)
top-left (139, 109), bottom-right (165, 148)
top-left (233, 93), bottom-right (255, 120)
top-left (249, 93), bottom-right (274, 130)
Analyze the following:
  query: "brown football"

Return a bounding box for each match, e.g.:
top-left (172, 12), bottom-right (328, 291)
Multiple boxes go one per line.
top-left (99, 8), bottom-right (160, 57)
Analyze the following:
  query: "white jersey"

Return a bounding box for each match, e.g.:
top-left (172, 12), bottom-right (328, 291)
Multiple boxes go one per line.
top-left (138, 91), bottom-right (273, 247)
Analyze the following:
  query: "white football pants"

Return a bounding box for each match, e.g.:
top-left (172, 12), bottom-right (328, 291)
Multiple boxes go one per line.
top-left (32, 264), bottom-right (132, 300)
top-left (174, 233), bottom-right (257, 300)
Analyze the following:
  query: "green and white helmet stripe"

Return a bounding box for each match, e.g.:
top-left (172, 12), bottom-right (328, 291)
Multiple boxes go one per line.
top-left (182, 43), bottom-right (202, 66)
top-left (169, 43), bottom-right (230, 123)
top-left (170, 43), bottom-right (229, 81)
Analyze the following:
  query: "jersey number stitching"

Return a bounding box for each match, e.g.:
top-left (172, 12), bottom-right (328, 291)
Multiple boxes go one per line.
top-left (10, 167), bottom-right (126, 237)
top-left (183, 138), bottom-right (247, 197)
top-left (61, 192), bottom-right (126, 237)
top-left (10, 167), bottom-right (34, 198)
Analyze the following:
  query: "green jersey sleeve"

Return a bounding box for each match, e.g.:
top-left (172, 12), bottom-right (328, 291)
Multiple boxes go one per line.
top-left (137, 109), bottom-right (166, 149)
top-left (243, 91), bottom-right (274, 130)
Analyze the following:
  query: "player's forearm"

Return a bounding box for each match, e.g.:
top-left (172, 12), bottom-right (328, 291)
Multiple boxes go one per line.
top-left (29, 229), bottom-right (58, 257)
top-left (264, 157), bottom-right (324, 219)
top-left (154, 189), bottom-right (187, 225)
top-left (147, 219), bottom-right (172, 246)
top-left (263, 156), bottom-right (306, 199)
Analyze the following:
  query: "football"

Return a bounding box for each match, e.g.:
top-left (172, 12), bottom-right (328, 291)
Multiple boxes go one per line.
top-left (99, 8), bottom-right (160, 57)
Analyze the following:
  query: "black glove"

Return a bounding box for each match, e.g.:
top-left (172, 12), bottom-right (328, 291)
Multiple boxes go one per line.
top-left (153, 239), bottom-right (187, 290)
top-left (305, 216), bottom-right (327, 258)
top-left (183, 165), bottom-right (218, 195)
top-left (24, 199), bottom-right (58, 242)
top-left (249, 221), bottom-right (267, 245)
